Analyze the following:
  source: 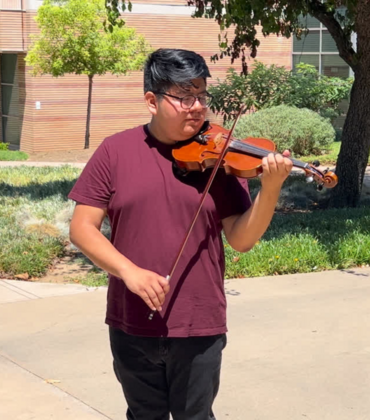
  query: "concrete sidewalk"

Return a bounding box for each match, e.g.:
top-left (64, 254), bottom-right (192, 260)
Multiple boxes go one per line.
top-left (1, 268), bottom-right (370, 420)
top-left (0, 279), bottom-right (105, 303)
top-left (0, 161), bottom-right (86, 168)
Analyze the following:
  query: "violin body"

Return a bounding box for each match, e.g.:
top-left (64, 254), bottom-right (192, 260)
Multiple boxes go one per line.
top-left (172, 122), bottom-right (338, 189)
top-left (173, 123), bottom-right (276, 178)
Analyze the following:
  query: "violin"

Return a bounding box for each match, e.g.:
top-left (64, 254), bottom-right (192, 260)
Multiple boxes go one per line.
top-left (173, 121), bottom-right (338, 189)
top-left (147, 114), bottom-right (338, 321)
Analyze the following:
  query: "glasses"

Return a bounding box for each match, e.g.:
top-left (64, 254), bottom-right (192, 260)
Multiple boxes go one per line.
top-left (153, 92), bottom-right (213, 109)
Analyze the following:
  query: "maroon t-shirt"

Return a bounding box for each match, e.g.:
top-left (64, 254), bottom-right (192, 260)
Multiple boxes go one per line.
top-left (68, 124), bottom-right (251, 337)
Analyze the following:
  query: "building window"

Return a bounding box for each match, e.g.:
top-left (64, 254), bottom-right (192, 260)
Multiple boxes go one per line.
top-left (1, 53), bottom-right (20, 147)
top-left (292, 15), bottom-right (351, 78)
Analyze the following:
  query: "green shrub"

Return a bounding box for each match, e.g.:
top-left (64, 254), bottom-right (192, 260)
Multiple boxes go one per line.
top-left (230, 105), bottom-right (335, 155)
top-left (0, 142), bottom-right (9, 151)
top-left (209, 62), bottom-right (353, 123)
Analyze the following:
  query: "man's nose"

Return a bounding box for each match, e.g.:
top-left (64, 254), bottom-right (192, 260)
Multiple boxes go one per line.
top-left (189, 97), bottom-right (204, 112)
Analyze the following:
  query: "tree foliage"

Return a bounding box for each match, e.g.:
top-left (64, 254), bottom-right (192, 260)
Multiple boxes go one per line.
top-left (26, 0), bottom-right (152, 148)
top-left (209, 62), bottom-right (353, 122)
top-left (187, 0), bottom-right (357, 74)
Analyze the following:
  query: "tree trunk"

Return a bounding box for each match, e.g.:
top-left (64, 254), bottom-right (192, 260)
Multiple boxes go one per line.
top-left (329, 75), bottom-right (370, 207)
top-left (84, 75), bottom-right (93, 149)
top-left (329, 1), bottom-right (370, 207)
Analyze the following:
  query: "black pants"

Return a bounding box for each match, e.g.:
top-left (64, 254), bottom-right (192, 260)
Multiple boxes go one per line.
top-left (109, 327), bottom-right (227, 420)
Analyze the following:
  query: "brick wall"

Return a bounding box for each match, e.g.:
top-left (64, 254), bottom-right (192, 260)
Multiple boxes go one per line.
top-left (0, 0), bottom-right (22, 10)
top-left (0, 11), bottom-right (24, 51)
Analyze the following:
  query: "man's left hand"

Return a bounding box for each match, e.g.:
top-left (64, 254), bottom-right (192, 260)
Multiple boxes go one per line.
top-left (260, 150), bottom-right (293, 191)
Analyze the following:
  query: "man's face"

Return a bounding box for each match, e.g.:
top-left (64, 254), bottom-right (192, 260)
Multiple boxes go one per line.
top-left (150, 78), bottom-right (209, 142)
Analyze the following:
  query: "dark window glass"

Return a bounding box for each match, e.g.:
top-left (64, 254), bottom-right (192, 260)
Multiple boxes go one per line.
top-left (1, 85), bottom-right (13, 115)
top-left (322, 55), bottom-right (350, 78)
top-left (293, 30), bottom-right (320, 53)
top-left (2, 116), bottom-right (7, 143)
top-left (1, 54), bottom-right (17, 84)
top-left (322, 31), bottom-right (338, 52)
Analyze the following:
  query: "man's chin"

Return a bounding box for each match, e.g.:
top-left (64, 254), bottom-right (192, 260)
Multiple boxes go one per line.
top-left (183, 120), bottom-right (203, 135)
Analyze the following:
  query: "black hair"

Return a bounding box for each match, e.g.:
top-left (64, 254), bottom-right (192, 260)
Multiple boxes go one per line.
top-left (144, 48), bottom-right (211, 94)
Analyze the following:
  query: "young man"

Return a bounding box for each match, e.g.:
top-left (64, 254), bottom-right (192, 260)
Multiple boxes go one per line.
top-left (68, 48), bottom-right (293, 419)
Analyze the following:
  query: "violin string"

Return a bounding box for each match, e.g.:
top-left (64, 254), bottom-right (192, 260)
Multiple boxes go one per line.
top-left (228, 139), bottom-right (309, 170)
top-left (221, 134), bottom-right (273, 157)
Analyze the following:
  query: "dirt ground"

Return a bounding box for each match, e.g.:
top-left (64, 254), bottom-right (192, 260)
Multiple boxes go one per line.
top-left (33, 252), bottom-right (95, 284)
top-left (27, 148), bottom-right (97, 163)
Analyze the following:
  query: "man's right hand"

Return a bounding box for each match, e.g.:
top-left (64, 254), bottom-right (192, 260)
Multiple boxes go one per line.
top-left (70, 204), bottom-right (169, 312)
top-left (121, 266), bottom-right (170, 312)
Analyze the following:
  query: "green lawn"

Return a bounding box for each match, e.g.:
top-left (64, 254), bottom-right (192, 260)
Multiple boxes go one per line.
top-left (0, 150), bottom-right (28, 161)
top-left (299, 142), bottom-right (370, 166)
top-left (1, 166), bottom-right (370, 285)
top-left (224, 207), bottom-right (370, 278)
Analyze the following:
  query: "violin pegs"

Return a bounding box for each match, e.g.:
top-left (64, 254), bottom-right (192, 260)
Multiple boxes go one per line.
top-left (312, 160), bottom-right (320, 167)
top-left (317, 184), bottom-right (324, 191)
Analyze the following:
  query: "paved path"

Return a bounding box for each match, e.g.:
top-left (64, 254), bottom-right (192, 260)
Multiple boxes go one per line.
top-left (1, 268), bottom-right (370, 419)
top-left (0, 161), bottom-right (86, 168)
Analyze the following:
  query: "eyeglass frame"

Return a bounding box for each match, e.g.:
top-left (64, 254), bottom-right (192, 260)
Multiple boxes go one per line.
top-left (152, 91), bottom-right (214, 109)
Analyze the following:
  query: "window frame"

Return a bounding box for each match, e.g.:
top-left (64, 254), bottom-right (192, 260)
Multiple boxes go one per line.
top-left (292, 21), bottom-right (355, 78)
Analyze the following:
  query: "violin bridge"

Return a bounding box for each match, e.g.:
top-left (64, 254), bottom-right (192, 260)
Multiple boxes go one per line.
top-left (214, 133), bottom-right (223, 148)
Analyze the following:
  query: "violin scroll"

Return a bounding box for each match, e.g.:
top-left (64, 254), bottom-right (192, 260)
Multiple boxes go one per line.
top-left (304, 164), bottom-right (338, 190)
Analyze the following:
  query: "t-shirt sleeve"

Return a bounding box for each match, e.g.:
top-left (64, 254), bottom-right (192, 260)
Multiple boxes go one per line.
top-left (68, 140), bottom-right (112, 209)
top-left (211, 172), bottom-right (252, 220)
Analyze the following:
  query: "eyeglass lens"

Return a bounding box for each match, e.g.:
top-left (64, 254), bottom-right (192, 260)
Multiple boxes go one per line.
top-left (181, 95), bottom-right (211, 109)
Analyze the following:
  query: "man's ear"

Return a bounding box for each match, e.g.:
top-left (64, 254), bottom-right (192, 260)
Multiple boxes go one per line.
top-left (144, 92), bottom-right (158, 116)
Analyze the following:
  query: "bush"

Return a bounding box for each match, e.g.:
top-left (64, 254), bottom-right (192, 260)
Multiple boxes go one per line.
top-left (209, 62), bottom-right (353, 123)
top-left (230, 105), bottom-right (335, 156)
top-left (0, 142), bottom-right (9, 151)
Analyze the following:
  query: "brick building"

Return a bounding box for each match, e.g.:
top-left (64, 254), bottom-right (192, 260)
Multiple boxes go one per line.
top-left (0, 0), bottom-right (351, 152)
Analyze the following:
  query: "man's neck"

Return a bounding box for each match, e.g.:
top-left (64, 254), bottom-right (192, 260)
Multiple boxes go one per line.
top-left (147, 120), bottom-right (177, 145)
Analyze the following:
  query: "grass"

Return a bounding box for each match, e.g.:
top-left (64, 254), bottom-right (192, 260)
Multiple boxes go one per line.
top-left (0, 166), bottom-right (80, 278)
top-left (0, 150), bottom-right (28, 161)
top-left (66, 268), bottom-right (109, 287)
top-left (298, 141), bottom-right (370, 166)
top-left (299, 142), bottom-right (341, 166)
top-left (224, 207), bottom-right (370, 278)
top-left (0, 166), bottom-right (370, 283)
